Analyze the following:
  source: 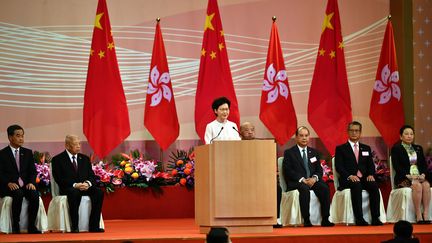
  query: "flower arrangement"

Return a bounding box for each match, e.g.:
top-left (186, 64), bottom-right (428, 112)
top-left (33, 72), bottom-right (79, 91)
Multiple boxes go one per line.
top-left (320, 159), bottom-right (334, 182)
top-left (92, 149), bottom-right (171, 193)
top-left (372, 150), bottom-right (390, 182)
top-left (167, 149), bottom-right (195, 188)
top-left (33, 151), bottom-right (51, 194)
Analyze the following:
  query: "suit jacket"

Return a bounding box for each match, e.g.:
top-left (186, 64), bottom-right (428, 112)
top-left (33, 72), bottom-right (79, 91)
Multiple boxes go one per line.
top-left (391, 142), bottom-right (427, 186)
top-left (282, 145), bottom-right (323, 188)
top-left (51, 150), bottom-right (96, 195)
top-left (0, 146), bottom-right (37, 196)
top-left (335, 142), bottom-right (376, 189)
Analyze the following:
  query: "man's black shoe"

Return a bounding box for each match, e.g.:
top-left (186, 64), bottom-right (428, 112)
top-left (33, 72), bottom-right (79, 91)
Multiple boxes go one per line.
top-left (89, 228), bottom-right (105, 233)
top-left (355, 219), bottom-right (369, 226)
top-left (273, 224), bottom-right (283, 228)
top-left (321, 220), bottom-right (335, 227)
top-left (70, 228), bottom-right (79, 233)
top-left (303, 220), bottom-right (313, 227)
top-left (371, 219), bottom-right (383, 226)
top-left (28, 227), bottom-right (42, 234)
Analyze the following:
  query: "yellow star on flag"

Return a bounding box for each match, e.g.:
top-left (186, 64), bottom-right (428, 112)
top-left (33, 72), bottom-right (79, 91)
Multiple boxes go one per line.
top-left (322, 12), bottom-right (334, 32)
top-left (98, 50), bottom-right (105, 59)
top-left (338, 41), bottom-right (344, 49)
top-left (201, 48), bottom-right (206, 56)
top-left (329, 50), bottom-right (335, 59)
top-left (210, 51), bottom-right (216, 59)
top-left (220, 30), bottom-right (224, 36)
top-left (94, 12), bottom-right (104, 30)
top-left (108, 42), bottom-right (115, 50)
top-left (218, 43), bottom-right (224, 51)
top-left (319, 48), bottom-right (326, 56)
top-left (204, 13), bottom-right (215, 31)
top-left (90, 49), bottom-right (94, 56)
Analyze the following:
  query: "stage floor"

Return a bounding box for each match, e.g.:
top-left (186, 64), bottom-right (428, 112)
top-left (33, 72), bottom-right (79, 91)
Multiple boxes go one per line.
top-left (1, 219), bottom-right (431, 243)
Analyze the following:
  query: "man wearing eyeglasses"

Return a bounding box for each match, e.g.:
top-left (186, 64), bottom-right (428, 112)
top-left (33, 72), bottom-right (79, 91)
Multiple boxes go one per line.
top-left (335, 121), bottom-right (383, 226)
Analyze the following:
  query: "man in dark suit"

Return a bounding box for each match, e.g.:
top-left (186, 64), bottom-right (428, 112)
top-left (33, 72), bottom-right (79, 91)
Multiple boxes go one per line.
top-left (51, 135), bottom-right (104, 233)
top-left (335, 121), bottom-right (383, 226)
top-left (282, 126), bottom-right (334, 227)
top-left (0, 124), bottom-right (41, 234)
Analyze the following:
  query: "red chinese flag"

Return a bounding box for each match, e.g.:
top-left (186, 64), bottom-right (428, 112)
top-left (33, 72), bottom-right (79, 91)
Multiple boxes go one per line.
top-left (83, 0), bottom-right (130, 158)
top-left (144, 21), bottom-right (180, 150)
top-left (307, 0), bottom-right (352, 156)
top-left (194, 0), bottom-right (240, 142)
top-left (369, 20), bottom-right (404, 147)
top-left (259, 20), bottom-right (297, 145)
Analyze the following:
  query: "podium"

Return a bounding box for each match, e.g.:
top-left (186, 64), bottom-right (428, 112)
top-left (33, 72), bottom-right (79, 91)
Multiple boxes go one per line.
top-left (194, 140), bottom-right (277, 233)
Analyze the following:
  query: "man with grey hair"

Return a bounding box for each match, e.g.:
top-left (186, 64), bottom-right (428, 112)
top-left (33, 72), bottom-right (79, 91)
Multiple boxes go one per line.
top-left (51, 135), bottom-right (104, 233)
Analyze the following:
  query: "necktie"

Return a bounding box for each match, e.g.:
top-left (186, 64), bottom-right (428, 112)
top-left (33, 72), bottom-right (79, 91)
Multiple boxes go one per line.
top-left (302, 149), bottom-right (311, 178)
top-left (72, 155), bottom-right (78, 172)
top-left (354, 144), bottom-right (362, 178)
top-left (14, 149), bottom-right (24, 187)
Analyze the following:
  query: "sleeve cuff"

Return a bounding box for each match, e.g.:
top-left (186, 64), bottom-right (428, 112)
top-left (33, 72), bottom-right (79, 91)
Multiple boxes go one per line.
top-left (299, 177), bottom-right (305, 183)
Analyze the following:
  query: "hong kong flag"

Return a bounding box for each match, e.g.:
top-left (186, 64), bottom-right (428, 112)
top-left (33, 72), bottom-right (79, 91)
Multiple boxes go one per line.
top-left (369, 19), bottom-right (404, 147)
top-left (259, 18), bottom-right (297, 145)
top-left (144, 20), bottom-right (179, 150)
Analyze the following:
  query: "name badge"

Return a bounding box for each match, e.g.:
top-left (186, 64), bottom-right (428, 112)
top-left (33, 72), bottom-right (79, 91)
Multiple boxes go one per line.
top-left (310, 157), bottom-right (317, 163)
top-left (362, 151), bottom-right (369, 156)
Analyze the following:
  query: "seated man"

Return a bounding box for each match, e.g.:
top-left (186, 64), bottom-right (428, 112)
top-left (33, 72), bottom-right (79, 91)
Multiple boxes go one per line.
top-left (335, 121), bottom-right (383, 226)
top-left (0, 125), bottom-right (41, 234)
top-left (239, 122), bottom-right (255, 140)
top-left (240, 122), bottom-right (282, 228)
top-left (51, 135), bottom-right (104, 233)
top-left (282, 126), bottom-right (334, 227)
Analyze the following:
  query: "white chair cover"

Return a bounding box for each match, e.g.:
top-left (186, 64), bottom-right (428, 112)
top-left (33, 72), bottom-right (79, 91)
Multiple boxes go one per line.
top-left (330, 158), bottom-right (387, 225)
top-left (0, 196), bottom-right (48, 233)
top-left (278, 157), bottom-right (323, 226)
top-left (386, 157), bottom-right (432, 223)
top-left (47, 166), bottom-right (104, 232)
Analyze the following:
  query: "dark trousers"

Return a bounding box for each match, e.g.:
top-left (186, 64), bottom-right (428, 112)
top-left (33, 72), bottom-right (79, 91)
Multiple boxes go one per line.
top-left (63, 186), bottom-right (104, 230)
top-left (288, 180), bottom-right (331, 221)
top-left (6, 188), bottom-right (39, 230)
top-left (345, 179), bottom-right (380, 221)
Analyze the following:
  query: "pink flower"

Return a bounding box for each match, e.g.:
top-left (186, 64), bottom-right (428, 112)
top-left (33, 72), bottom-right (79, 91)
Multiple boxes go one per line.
top-left (112, 178), bottom-right (123, 185)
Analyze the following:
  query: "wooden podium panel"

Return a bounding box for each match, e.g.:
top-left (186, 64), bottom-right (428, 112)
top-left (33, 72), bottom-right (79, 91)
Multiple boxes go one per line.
top-left (195, 140), bottom-right (276, 233)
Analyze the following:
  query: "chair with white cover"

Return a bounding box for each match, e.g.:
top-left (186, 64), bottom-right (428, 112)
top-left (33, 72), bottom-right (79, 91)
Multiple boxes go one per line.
top-left (278, 157), bottom-right (322, 226)
top-left (0, 195), bottom-right (48, 233)
top-left (47, 166), bottom-right (104, 232)
top-left (386, 157), bottom-right (432, 223)
top-left (330, 158), bottom-right (387, 225)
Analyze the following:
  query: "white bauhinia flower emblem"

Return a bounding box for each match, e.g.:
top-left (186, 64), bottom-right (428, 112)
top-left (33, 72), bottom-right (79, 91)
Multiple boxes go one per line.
top-left (147, 65), bottom-right (172, 107)
top-left (262, 63), bottom-right (289, 104)
top-left (373, 64), bottom-right (401, 104)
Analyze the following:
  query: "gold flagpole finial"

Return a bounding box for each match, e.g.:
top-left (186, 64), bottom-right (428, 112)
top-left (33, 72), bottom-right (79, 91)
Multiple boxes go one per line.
top-left (272, 16), bottom-right (277, 22)
top-left (388, 15), bottom-right (391, 20)
top-left (156, 17), bottom-right (161, 22)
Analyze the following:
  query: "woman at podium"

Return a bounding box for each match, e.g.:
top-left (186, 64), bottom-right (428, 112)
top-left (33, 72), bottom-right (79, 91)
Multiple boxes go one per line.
top-left (204, 97), bottom-right (241, 144)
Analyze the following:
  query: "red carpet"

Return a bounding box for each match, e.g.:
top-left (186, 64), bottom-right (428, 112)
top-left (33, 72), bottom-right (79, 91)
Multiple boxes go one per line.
top-left (1, 219), bottom-right (431, 243)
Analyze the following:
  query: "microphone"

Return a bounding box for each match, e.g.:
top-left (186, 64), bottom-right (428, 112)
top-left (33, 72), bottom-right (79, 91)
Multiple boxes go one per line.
top-left (232, 126), bottom-right (240, 136)
top-left (209, 127), bottom-right (224, 144)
